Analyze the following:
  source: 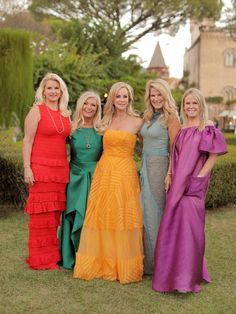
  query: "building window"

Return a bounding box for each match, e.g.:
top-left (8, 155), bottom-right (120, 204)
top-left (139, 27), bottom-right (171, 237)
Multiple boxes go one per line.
top-left (224, 49), bottom-right (236, 67)
top-left (222, 86), bottom-right (236, 102)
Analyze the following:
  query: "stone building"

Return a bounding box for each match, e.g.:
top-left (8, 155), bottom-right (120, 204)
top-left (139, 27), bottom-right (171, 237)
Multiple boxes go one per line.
top-left (184, 20), bottom-right (236, 129)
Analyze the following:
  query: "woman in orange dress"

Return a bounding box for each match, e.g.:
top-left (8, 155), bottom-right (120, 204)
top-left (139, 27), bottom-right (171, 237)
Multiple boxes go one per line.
top-left (23, 73), bottom-right (71, 270)
top-left (74, 82), bottom-right (144, 283)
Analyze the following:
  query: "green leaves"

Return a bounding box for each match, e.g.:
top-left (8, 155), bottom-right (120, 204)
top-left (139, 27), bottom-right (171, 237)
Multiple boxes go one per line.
top-left (0, 29), bottom-right (33, 129)
top-left (29, 0), bottom-right (223, 46)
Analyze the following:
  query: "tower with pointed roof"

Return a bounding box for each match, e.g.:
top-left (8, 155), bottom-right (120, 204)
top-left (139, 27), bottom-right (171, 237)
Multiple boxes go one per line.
top-left (147, 42), bottom-right (169, 78)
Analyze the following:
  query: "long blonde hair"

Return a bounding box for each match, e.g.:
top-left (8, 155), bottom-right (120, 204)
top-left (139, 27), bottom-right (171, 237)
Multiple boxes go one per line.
top-left (99, 82), bottom-right (139, 133)
top-left (181, 88), bottom-right (208, 131)
top-left (71, 91), bottom-right (102, 134)
top-left (143, 79), bottom-right (178, 126)
top-left (34, 73), bottom-right (71, 117)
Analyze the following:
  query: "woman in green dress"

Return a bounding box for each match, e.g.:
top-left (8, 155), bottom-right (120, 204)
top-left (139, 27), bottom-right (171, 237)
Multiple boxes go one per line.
top-left (60, 91), bottom-right (103, 269)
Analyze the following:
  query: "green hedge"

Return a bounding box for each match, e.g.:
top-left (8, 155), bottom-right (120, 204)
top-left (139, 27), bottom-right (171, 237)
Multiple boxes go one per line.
top-left (206, 153), bottom-right (236, 208)
top-left (0, 29), bottom-right (34, 129)
top-left (224, 133), bottom-right (236, 145)
top-left (0, 129), bottom-right (27, 208)
top-left (0, 130), bottom-right (235, 210)
top-left (205, 96), bottom-right (223, 103)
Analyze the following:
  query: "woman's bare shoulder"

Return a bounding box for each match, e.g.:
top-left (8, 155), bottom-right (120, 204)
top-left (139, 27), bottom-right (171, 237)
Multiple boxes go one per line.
top-left (26, 104), bottom-right (40, 121)
top-left (206, 120), bottom-right (214, 126)
top-left (133, 116), bottom-right (143, 128)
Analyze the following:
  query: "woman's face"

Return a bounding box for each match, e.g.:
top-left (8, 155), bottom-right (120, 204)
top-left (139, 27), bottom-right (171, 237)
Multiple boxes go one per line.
top-left (43, 80), bottom-right (61, 104)
top-left (150, 87), bottom-right (164, 111)
top-left (183, 94), bottom-right (200, 119)
top-left (114, 87), bottom-right (129, 111)
top-left (82, 97), bottom-right (97, 119)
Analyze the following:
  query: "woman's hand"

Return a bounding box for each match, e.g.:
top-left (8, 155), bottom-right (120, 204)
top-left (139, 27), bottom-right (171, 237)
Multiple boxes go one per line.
top-left (164, 173), bottom-right (172, 192)
top-left (24, 166), bottom-right (35, 185)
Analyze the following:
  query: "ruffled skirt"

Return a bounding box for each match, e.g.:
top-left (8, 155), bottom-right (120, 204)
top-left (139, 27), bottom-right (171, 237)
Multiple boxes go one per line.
top-left (25, 163), bottom-right (68, 270)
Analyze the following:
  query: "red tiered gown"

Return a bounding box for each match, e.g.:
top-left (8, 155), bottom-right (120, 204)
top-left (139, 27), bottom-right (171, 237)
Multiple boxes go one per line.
top-left (24, 104), bottom-right (70, 270)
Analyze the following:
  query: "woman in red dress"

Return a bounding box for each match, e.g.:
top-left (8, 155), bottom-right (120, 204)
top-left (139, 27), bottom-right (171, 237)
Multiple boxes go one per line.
top-left (22, 73), bottom-right (71, 270)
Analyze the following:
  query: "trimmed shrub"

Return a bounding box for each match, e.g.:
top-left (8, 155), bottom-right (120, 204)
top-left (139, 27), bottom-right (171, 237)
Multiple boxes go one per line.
top-left (206, 158), bottom-right (236, 208)
top-left (0, 129), bottom-right (27, 209)
top-left (205, 96), bottom-right (223, 103)
top-left (224, 133), bottom-right (236, 145)
top-left (0, 131), bottom-right (235, 210)
top-left (0, 29), bottom-right (34, 129)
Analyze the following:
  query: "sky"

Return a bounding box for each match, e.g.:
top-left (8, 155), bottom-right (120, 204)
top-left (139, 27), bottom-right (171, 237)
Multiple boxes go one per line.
top-left (126, 0), bottom-right (233, 79)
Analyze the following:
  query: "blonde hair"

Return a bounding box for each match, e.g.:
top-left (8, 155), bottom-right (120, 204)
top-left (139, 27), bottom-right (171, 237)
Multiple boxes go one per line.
top-left (99, 82), bottom-right (139, 133)
top-left (181, 88), bottom-right (208, 131)
top-left (143, 79), bottom-right (178, 126)
top-left (71, 91), bottom-right (102, 134)
top-left (34, 73), bottom-right (71, 117)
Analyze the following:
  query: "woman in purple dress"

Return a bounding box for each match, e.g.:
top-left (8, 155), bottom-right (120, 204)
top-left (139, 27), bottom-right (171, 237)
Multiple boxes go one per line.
top-left (152, 88), bottom-right (227, 293)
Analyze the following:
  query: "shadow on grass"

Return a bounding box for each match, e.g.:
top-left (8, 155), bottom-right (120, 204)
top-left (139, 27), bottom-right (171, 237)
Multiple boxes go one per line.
top-left (0, 203), bottom-right (23, 219)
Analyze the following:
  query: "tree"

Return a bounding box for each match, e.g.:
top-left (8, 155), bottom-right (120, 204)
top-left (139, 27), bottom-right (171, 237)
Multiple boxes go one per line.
top-left (29, 0), bottom-right (223, 47)
top-left (32, 38), bottom-right (154, 111)
top-left (225, 0), bottom-right (236, 40)
top-left (0, 29), bottom-right (34, 128)
top-left (0, 11), bottom-right (56, 41)
top-left (0, 0), bottom-right (28, 19)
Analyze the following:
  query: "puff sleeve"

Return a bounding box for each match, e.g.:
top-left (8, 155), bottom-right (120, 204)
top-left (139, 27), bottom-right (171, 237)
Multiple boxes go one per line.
top-left (199, 126), bottom-right (228, 155)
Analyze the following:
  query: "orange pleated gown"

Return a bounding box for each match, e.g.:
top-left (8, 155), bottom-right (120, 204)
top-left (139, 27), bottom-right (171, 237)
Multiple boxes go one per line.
top-left (74, 129), bottom-right (143, 283)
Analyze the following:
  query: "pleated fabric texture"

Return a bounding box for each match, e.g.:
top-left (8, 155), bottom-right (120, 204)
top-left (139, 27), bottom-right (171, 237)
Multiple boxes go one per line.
top-left (24, 104), bottom-right (70, 270)
top-left (74, 129), bottom-right (143, 283)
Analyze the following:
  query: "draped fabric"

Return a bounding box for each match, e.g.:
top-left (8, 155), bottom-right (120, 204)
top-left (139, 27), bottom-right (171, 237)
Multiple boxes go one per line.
top-left (140, 119), bottom-right (169, 274)
top-left (152, 126), bottom-right (227, 292)
top-left (59, 129), bottom-right (102, 269)
top-left (74, 129), bottom-right (143, 284)
top-left (24, 104), bottom-right (70, 269)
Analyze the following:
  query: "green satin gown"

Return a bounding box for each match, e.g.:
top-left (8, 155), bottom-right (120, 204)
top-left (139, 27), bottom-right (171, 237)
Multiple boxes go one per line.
top-left (59, 128), bottom-right (102, 269)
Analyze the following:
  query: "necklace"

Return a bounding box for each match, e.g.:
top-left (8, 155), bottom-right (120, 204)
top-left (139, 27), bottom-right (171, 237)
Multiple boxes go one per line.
top-left (46, 105), bottom-right (65, 134)
top-left (81, 128), bottom-right (93, 149)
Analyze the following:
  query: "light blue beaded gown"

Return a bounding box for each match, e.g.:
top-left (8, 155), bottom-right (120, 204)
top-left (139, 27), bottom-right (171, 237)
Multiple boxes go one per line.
top-left (140, 113), bottom-right (169, 275)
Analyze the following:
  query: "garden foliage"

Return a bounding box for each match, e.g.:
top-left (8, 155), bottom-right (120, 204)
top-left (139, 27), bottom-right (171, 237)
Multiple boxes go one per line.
top-left (0, 129), bottom-right (27, 208)
top-left (0, 130), bottom-right (235, 210)
top-left (0, 29), bottom-right (34, 129)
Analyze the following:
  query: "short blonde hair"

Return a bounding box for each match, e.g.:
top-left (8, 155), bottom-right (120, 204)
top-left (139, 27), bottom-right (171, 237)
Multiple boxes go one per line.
top-left (34, 73), bottom-right (71, 117)
top-left (99, 82), bottom-right (139, 133)
top-left (143, 79), bottom-right (178, 126)
top-left (181, 88), bottom-right (208, 131)
top-left (71, 91), bottom-right (102, 134)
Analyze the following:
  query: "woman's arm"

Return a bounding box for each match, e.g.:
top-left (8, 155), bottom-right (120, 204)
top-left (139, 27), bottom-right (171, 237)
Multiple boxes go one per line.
top-left (165, 115), bottom-right (181, 191)
top-left (167, 115), bottom-right (181, 147)
top-left (197, 153), bottom-right (218, 177)
top-left (22, 106), bottom-right (40, 185)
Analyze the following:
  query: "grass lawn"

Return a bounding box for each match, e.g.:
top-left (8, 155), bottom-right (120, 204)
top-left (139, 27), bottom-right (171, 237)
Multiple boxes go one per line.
top-left (0, 206), bottom-right (235, 314)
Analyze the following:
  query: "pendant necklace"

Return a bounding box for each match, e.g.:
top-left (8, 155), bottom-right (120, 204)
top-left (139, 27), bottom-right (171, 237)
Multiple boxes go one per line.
top-left (46, 105), bottom-right (65, 134)
top-left (82, 128), bottom-right (93, 149)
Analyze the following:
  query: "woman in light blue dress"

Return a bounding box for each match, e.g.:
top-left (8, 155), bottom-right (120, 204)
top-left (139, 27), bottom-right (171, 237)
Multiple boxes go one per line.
top-left (140, 79), bottom-right (180, 275)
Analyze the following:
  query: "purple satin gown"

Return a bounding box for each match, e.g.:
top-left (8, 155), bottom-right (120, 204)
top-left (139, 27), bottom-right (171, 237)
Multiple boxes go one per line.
top-left (152, 126), bottom-right (227, 293)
